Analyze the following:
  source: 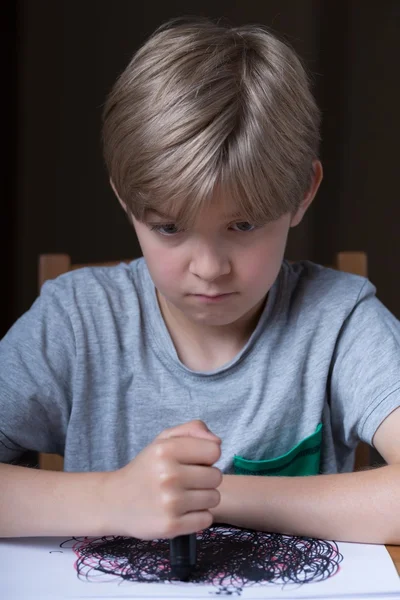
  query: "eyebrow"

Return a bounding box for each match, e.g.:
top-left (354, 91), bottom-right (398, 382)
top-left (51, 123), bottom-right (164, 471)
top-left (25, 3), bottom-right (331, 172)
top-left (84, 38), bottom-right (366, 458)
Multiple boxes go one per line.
top-left (223, 211), bottom-right (243, 220)
top-left (146, 209), bottom-right (176, 220)
top-left (146, 209), bottom-right (245, 221)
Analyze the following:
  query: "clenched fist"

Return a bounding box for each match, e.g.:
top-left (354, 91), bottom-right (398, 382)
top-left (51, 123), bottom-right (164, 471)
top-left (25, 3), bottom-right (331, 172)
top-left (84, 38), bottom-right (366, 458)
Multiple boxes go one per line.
top-left (100, 420), bottom-right (222, 539)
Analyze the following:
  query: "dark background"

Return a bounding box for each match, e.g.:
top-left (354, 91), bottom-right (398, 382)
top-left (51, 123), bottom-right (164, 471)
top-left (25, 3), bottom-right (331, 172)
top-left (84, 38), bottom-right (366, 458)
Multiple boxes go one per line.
top-left (2, 0), bottom-right (400, 338)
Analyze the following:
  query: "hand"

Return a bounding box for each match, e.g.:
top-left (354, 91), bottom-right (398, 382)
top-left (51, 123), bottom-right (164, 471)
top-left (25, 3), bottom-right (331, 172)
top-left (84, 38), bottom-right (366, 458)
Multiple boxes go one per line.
top-left (101, 420), bottom-right (222, 539)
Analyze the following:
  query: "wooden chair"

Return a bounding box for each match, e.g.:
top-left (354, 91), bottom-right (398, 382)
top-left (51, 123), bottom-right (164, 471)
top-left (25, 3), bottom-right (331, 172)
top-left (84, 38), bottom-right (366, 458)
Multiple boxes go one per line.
top-left (37, 251), bottom-right (369, 472)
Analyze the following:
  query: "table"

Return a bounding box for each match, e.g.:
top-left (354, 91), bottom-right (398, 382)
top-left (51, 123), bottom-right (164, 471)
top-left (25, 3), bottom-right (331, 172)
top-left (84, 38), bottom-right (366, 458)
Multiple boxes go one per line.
top-left (387, 546), bottom-right (400, 574)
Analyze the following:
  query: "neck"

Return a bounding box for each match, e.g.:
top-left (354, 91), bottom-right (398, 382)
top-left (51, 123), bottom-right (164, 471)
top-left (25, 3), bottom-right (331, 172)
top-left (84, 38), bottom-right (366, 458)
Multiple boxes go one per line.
top-left (156, 291), bottom-right (266, 371)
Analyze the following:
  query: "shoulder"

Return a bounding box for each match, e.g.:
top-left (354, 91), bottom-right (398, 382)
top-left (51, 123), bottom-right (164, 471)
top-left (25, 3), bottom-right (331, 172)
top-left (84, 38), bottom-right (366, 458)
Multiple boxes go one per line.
top-left (17, 257), bottom-right (155, 355)
top-left (281, 260), bottom-right (374, 314)
top-left (34, 258), bottom-right (151, 336)
top-left (40, 257), bottom-right (147, 307)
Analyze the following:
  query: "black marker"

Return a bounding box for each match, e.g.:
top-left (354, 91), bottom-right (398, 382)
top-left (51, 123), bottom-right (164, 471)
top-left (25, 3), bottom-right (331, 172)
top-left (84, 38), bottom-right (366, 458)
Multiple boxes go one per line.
top-left (169, 533), bottom-right (197, 580)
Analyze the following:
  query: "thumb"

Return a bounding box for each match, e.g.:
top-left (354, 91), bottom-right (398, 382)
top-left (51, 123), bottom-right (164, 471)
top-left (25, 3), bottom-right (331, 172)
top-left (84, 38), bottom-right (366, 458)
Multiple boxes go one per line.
top-left (157, 419), bottom-right (221, 443)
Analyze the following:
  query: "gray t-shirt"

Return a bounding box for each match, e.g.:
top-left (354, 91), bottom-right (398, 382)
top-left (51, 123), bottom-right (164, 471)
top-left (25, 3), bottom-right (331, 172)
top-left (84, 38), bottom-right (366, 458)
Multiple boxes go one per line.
top-left (1, 258), bottom-right (400, 475)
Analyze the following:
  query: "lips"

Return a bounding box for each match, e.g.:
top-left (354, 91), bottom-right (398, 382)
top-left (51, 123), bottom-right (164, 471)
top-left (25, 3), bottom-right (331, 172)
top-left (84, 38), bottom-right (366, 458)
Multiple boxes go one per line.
top-left (187, 292), bottom-right (237, 304)
top-left (193, 293), bottom-right (232, 297)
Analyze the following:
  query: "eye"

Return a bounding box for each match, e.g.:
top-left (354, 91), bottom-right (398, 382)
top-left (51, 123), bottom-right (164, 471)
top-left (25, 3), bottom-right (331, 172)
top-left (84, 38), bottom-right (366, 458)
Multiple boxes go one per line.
top-left (230, 222), bottom-right (256, 232)
top-left (149, 223), bottom-right (182, 236)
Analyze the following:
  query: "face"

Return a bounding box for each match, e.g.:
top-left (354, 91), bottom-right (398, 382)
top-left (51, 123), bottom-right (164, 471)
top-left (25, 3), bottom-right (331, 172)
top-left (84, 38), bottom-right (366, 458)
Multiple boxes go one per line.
top-left (114, 161), bottom-right (322, 332)
top-left (132, 200), bottom-right (292, 329)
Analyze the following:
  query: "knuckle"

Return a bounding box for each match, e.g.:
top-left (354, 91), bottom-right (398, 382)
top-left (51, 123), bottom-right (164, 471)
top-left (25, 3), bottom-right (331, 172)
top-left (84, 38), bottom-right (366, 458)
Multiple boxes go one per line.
top-left (158, 468), bottom-right (179, 488)
top-left (161, 490), bottom-right (180, 514)
top-left (154, 440), bottom-right (172, 461)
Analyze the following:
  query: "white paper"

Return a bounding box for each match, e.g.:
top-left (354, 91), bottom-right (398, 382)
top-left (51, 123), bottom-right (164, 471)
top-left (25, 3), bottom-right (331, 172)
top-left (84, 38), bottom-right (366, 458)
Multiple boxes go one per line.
top-left (1, 531), bottom-right (399, 599)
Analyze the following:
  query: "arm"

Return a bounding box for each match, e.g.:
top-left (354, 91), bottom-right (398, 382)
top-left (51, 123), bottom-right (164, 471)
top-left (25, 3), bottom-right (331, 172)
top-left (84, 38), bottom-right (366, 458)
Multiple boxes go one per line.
top-left (0, 463), bottom-right (107, 537)
top-left (213, 407), bottom-right (400, 544)
top-left (0, 420), bottom-right (221, 539)
top-left (211, 280), bottom-right (400, 544)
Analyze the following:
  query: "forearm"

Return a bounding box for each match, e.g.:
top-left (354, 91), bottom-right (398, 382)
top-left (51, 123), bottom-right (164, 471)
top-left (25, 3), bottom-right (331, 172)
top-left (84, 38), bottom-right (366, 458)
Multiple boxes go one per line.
top-left (0, 463), bottom-right (107, 537)
top-left (213, 465), bottom-right (400, 544)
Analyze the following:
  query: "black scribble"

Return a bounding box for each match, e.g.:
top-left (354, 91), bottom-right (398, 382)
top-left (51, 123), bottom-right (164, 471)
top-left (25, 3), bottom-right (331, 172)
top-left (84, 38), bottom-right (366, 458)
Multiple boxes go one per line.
top-left (61, 525), bottom-right (343, 596)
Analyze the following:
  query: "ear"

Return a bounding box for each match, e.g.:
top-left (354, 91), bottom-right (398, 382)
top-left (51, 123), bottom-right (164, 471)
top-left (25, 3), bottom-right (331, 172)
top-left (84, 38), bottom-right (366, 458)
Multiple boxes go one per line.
top-left (110, 178), bottom-right (128, 213)
top-left (290, 160), bottom-right (323, 228)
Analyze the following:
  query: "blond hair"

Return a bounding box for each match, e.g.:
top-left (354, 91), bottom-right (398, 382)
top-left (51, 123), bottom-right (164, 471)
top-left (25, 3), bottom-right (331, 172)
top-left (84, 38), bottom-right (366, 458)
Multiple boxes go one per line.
top-left (102, 17), bottom-right (320, 226)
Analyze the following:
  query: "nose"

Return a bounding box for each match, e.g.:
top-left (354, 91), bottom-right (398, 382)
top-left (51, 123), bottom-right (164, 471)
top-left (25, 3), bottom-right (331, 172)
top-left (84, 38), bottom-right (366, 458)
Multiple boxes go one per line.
top-left (189, 242), bottom-right (231, 282)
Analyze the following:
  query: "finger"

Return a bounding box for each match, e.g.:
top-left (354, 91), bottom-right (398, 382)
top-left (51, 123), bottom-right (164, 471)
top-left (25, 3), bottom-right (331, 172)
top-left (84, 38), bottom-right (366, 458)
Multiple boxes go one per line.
top-left (156, 436), bottom-right (221, 466)
top-left (179, 489), bottom-right (221, 514)
top-left (157, 420), bottom-right (221, 443)
top-left (168, 510), bottom-right (214, 538)
top-left (178, 465), bottom-right (223, 490)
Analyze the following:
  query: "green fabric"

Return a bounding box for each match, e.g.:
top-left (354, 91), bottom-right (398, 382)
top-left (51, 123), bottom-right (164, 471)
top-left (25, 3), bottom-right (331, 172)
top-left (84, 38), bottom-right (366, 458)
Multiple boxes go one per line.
top-left (233, 424), bottom-right (322, 476)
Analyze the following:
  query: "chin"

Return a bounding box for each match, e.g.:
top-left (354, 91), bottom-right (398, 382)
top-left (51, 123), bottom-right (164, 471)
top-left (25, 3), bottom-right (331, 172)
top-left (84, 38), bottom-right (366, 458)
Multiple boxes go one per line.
top-left (187, 310), bottom-right (243, 327)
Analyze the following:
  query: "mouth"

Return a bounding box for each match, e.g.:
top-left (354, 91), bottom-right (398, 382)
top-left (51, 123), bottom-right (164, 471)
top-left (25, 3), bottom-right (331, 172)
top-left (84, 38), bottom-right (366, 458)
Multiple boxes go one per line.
top-left (189, 292), bottom-right (236, 303)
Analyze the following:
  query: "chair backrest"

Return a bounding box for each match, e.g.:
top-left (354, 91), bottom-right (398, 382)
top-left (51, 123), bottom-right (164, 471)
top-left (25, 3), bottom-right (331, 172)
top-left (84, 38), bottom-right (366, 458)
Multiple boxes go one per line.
top-left (335, 251), bottom-right (368, 278)
top-left (37, 251), bottom-right (369, 472)
top-left (333, 252), bottom-right (370, 471)
top-left (38, 254), bottom-right (132, 290)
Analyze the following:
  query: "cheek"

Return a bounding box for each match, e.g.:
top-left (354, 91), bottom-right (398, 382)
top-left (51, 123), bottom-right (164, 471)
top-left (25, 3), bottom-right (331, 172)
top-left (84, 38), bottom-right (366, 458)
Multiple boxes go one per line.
top-left (134, 226), bottom-right (183, 290)
top-left (239, 257), bottom-right (277, 294)
top-left (143, 245), bottom-right (183, 287)
top-left (237, 238), bottom-right (285, 287)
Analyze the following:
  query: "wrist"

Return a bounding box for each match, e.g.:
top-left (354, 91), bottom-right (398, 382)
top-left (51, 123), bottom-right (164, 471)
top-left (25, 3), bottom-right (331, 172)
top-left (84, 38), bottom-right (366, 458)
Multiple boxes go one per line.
top-left (94, 470), bottom-right (120, 536)
top-left (55, 470), bottom-right (113, 537)
top-left (210, 474), bottom-right (272, 529)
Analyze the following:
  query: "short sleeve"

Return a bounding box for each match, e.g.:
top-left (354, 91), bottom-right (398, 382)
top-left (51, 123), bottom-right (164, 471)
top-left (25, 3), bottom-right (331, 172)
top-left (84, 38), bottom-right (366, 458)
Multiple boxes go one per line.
top-left (330, 280), bottom-right (400, 448)
top-left (0, 281), bottom-right (75, 463)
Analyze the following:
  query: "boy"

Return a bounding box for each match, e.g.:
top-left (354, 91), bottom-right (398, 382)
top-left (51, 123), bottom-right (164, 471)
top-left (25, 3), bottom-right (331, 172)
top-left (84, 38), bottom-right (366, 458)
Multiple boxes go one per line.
top-left (1, 17), bottom-right (400, 544)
